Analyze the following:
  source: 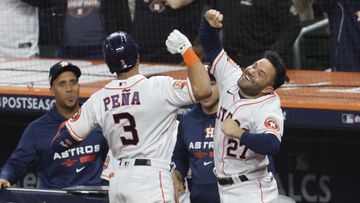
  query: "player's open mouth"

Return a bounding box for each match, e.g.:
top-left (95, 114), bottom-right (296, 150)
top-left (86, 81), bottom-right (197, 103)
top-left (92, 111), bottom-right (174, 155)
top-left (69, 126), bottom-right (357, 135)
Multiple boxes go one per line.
top-left (67, 96), bottom-right (75, 102)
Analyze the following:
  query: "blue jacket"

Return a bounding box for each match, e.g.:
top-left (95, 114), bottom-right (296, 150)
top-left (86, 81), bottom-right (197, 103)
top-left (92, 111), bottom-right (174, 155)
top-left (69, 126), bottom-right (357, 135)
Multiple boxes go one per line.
top-left (0, 105), bottom-right (108, 189)
top-left (172, 104), bottom-right (220, 203)
top-left (315, 0), bottom-right (360, 72)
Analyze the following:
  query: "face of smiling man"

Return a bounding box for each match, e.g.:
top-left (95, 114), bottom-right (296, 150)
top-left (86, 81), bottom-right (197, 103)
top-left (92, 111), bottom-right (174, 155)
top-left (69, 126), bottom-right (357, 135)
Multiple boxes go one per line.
top-left (237, 58), bottom-right (276, 98)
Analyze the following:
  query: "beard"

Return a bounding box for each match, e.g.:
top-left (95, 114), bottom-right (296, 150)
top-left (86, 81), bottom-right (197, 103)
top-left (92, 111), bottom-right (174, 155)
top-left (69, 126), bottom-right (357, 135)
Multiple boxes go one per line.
top-left (237, 75), bottom-right (262, 97)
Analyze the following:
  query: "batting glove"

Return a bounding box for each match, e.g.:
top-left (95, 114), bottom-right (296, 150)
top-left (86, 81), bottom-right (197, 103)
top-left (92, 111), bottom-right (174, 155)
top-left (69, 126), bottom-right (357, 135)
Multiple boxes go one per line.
top-left (166, 29), bottom-right (192, 55)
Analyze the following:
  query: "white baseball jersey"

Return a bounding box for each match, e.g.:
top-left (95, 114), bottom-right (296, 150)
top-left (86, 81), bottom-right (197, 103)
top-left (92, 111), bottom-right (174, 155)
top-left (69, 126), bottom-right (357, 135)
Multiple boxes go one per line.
top-left (0, 0), bottom-right (39, 58)
top-left (65, 74), bottom-right (195, 161)
top-left (211, 50), bottom-right (284, 179)
top-left (101, 120), bottom-right (180, 181)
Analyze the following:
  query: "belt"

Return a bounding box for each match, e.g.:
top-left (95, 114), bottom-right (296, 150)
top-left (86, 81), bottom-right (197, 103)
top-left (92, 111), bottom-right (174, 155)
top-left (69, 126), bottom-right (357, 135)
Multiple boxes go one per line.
top-left (217, 175), bottom-right (249, 185)
top-left (119, 159), bottom-right (151, 166)
top-left (119, 158), bottom-right (173, 171)
top-left (134, 159), bottom-right (151, 166)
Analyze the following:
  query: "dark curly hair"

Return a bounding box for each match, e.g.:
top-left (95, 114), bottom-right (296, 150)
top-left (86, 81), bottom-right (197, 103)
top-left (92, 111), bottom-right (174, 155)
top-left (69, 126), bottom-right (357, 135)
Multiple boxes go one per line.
top-left (263, 50), bottom-right (289, 90)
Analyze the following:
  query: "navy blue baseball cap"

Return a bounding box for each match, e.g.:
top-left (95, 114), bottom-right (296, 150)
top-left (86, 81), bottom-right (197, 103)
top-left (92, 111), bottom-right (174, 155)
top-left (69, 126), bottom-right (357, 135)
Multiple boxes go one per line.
top-left (49, 61), bottom-right (81, 86)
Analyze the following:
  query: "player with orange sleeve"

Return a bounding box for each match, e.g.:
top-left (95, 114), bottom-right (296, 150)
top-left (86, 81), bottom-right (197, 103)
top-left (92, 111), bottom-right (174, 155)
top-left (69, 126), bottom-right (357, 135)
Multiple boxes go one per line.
top-left (51, 31), bottom-right (211, 203)
top-left (166, 9), bottom-right (289, 203)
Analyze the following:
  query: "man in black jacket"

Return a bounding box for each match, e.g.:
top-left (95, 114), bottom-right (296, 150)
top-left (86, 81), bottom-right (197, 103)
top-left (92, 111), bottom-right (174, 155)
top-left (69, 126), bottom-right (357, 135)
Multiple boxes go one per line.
top-left (216, 0), bottom-right (301, 68)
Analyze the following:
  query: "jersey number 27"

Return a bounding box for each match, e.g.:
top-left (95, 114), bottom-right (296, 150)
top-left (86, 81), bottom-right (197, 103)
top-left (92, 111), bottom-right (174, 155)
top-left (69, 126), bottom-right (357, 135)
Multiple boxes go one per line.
top-left (226, 138), bottom-right (248, 159)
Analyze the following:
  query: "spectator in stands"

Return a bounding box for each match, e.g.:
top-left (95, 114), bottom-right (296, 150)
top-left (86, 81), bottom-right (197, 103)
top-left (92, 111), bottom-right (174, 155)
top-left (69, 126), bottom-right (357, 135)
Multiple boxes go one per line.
top-left (0, 0), bottom-right (39, 58)
top-left (132, 0), bottom-right (204, 64)
top-left (292, 0), bottom-right (314, 22)
top-left (29, 0), bottom-right (131, 60)
top-left (215, 0), bottom-right (301, 68)
top-left (0, 61), bottom-right (108, 189)
top-left (313, 0), bottom-right (360, 72)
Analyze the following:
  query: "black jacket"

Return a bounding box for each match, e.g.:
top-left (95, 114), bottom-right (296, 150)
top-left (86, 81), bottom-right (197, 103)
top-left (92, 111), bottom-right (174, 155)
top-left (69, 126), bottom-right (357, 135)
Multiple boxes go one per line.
top-left (22, 0), bottom-right (131, 45)
top-left (217, 0), bottom-right (301, 68)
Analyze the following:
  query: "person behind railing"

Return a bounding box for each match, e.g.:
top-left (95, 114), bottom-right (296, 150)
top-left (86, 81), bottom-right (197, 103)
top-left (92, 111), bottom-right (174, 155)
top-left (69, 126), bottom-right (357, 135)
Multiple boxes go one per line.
top-left (131, 0), bottom-right (204, 64)
top-left (0, 0), bottom-right (39, 58)
top-left (28, 0), bottom-right (131, 60)
top-left (214, 0), bottom-right (301, 69)
top-left (313, 0), bottom-right (360, 72)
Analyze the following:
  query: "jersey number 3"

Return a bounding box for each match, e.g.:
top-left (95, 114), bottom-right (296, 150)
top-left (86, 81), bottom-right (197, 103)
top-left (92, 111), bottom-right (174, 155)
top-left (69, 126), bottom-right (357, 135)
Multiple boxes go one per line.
top-left (113, 113), bottom-right (139, 145)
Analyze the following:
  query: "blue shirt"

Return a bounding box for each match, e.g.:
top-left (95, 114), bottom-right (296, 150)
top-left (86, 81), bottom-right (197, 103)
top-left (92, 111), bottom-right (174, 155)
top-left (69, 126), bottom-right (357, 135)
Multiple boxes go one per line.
top-left (172, 104), bottom-right (220, 203)
top-left (64, 0), bottom-right (105, 46)
top-left (0, 105), bottom-right (108, 189)
top-left (315, 0), bottom-right (360, 72)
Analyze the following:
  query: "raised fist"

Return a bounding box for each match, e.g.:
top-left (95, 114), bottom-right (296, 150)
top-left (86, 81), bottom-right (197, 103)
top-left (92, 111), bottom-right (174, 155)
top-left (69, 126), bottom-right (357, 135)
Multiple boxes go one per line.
top-left (166, 29), bottom-right (192, 55)
top-left (205, 9), bottom-right (223, 28)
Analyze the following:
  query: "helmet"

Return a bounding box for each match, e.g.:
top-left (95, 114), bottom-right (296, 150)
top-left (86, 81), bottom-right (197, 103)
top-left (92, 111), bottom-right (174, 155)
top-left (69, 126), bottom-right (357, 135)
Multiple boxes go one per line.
top-left (103, 31), bottom-right (139, 74)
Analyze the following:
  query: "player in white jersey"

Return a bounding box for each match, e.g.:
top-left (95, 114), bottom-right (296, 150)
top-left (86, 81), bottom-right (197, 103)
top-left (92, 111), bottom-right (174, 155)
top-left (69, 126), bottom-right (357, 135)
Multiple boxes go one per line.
top-left (51, 31), bottom-right (211, 203)
top-left (100, 120), bottom-right (191, 203)
top-left (166, 9), bottom-right (290, 203)
top-left (101, 120), bottom-right (179, 181)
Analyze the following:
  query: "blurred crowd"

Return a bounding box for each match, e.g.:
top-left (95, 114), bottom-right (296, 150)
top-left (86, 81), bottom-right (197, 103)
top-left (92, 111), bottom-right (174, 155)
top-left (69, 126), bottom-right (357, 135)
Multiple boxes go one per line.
top-left (0, 0), bottom-right (359, 71)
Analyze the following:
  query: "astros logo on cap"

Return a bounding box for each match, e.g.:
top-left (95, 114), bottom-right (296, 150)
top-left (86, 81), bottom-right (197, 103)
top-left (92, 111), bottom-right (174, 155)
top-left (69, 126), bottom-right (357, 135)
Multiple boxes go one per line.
top-left (60, 61), bottom-right (69, 67)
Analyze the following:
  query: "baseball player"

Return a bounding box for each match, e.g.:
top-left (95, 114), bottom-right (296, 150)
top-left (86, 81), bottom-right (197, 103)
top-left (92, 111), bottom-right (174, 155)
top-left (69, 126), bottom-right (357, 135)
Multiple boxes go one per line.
top-left (0, 61), bottom-right (108, 189)
top-left (166, 9), bottom-right (289, 202)
top-left (101, 120), bottom-right (180, 181)
top-left (100, 120), bottom-right (193, 203)
top-left (51, 31), bottom-right (211, 203)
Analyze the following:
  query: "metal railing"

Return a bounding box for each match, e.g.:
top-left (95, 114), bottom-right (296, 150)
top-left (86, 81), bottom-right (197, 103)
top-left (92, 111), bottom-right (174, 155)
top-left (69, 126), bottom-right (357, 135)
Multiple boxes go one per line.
top-left (292, 18), bottom-right (329, 70)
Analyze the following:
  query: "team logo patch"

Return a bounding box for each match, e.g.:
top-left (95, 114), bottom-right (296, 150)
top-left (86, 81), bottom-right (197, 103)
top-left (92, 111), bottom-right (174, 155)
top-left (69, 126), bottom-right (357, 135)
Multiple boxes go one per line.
top-left (67, 0), bottom-right (100, 18)
top-left (70, 109), bottom-right (81, 122)
top-left (264, 117), bottom-right (280, 132)
top-left (149, 0), bottom-right (166, 13)
top-left (173, 80), bottom-right (186, 89)
top-left (204, 124), bottom-right (215, 138)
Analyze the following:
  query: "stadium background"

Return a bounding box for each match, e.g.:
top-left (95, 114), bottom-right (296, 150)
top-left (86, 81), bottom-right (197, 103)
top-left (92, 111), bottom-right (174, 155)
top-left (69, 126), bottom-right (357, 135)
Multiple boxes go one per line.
top-left (1, 0), bottom-right (359, 202)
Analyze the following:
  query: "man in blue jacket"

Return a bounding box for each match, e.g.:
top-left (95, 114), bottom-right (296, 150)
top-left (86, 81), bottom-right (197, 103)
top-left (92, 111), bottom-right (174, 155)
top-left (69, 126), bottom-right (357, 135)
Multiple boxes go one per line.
top-left (172, 68), bottom-right (221, 203)
top-left (314, 0), bottom-right (360, 72)
top-left (0, 61), bottom-right (108, 189)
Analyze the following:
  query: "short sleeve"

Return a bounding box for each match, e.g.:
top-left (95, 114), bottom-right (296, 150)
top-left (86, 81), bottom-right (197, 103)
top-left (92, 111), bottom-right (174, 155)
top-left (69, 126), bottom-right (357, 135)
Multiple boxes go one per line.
top-left (251, 111), bottom-right (284, 141)
top-left (66, 94), bottom-right (100, 140)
